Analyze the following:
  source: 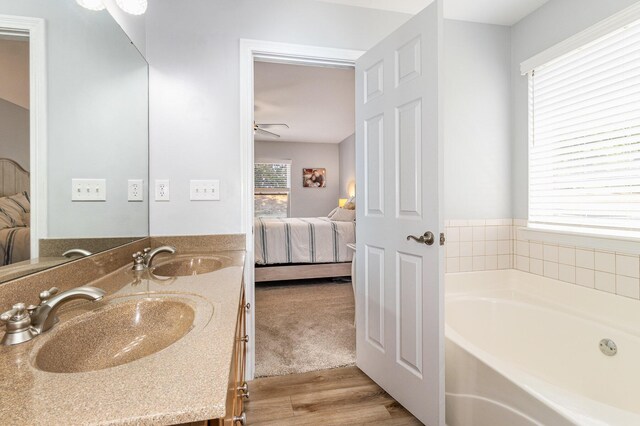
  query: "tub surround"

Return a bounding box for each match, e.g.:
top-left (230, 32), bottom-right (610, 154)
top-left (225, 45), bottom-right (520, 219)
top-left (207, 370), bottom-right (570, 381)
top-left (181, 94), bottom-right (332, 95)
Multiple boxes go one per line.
top-left (445, 218), bottom-right (640, 303)
top-left (444, 219), bottom-right (515, 273)
top-left (513, 219), bottom-right (640, 301)
top-left (0, 235), bottom-right (246, 425)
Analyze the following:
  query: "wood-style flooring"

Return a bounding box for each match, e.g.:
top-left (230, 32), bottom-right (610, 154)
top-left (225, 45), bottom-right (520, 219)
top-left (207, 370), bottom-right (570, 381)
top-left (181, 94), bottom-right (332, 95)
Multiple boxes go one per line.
top-left (245, 366), bottom-right (423, 425)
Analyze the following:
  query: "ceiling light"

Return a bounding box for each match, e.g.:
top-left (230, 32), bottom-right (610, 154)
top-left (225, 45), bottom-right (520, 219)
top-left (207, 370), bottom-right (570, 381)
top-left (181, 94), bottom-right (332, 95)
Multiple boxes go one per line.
top-left (76, 0), bottom-right (106, 11)
top-left (115, 0), bottom-right (148, 15)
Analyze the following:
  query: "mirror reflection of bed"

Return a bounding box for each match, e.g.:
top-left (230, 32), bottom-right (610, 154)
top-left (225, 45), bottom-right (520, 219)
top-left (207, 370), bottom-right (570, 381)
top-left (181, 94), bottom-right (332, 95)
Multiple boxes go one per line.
top-left (0, 159), bottom-right (32, 268)
top-left (0, 159), bottom-right (66, 283)
top-left (253, 60), bottom-right (356, 378)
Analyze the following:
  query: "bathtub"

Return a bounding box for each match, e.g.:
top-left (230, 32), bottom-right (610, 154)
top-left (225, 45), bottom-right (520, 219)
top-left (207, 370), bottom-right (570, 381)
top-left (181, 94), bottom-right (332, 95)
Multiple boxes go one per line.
top-left (445, 269), bottom-right (640, 426)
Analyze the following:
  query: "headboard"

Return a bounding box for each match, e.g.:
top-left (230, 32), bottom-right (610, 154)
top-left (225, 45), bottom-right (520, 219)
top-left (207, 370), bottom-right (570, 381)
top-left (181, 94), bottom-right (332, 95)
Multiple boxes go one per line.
top-left (0, 158), bottom-right (30, 198)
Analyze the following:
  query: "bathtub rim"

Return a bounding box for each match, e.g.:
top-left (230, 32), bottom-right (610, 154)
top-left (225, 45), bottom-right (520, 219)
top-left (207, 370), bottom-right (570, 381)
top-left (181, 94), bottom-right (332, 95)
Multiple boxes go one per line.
top-left (445, 269), bottom-right (640, 426)
top-left (446, 269), bottom-right (640, 337)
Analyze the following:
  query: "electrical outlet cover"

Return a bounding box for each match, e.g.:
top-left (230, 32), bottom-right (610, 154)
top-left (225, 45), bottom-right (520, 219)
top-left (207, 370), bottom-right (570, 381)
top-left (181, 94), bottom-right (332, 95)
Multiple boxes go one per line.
top-left (128, 179), bottom-right (144, 202)
top-left (155, 179), bottom-right (170, 201)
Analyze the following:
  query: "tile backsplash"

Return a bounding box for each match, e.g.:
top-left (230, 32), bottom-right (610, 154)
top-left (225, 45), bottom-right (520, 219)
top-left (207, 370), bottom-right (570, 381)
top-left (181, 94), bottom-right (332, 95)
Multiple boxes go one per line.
top-left (444, 219), bottom-right (514, 273)
top-left (512, 219), bottom-right (640, 300)
top-left (445, 218), bottom-right (640, 301)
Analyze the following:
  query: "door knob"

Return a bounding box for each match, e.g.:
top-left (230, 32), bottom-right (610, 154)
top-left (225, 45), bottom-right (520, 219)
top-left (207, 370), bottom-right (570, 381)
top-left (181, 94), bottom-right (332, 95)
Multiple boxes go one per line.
top-left (407, 231), bottom-right (435, 245)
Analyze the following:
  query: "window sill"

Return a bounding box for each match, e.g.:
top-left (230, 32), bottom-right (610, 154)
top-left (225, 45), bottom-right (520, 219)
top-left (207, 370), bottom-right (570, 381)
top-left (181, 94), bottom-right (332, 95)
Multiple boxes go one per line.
top-left (518, 224), bottom-right (640, 255)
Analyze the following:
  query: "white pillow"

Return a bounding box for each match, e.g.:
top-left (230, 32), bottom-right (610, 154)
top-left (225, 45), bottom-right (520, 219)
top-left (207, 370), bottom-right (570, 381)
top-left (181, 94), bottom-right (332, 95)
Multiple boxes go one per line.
top-left (328, 207), bottom-right (339, 218)
top-left (330, 208), bottom-right (355, 222)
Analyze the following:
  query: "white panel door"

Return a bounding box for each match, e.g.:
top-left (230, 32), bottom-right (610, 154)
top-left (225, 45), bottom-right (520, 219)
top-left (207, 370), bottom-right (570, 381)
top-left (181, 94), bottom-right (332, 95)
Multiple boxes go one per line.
top-left (355, 1), bottom-right (444, 425)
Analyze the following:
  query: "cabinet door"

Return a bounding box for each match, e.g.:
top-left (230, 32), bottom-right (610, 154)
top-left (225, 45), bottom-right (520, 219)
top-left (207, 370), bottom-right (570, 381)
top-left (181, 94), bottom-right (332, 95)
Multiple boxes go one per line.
top-left (236, 285), bottom-right (247, 417)
top-left (223, 285), bottom-right (247, 426)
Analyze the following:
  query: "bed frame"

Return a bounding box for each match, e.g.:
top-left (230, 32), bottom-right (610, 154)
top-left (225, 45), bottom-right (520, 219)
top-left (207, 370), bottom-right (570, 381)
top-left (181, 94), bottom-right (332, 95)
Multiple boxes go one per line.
top-left (0, 158), bottom-right (30, 197)
top-left (255, 262), bottom-right (352, 282)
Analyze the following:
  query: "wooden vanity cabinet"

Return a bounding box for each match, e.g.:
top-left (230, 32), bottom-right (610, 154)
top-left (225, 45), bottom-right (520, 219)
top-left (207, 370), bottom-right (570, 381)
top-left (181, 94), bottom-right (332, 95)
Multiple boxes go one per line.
top-left (179, 283), bottom-right (247, 426)
top-left (219, 282), bottom-right (248, 426)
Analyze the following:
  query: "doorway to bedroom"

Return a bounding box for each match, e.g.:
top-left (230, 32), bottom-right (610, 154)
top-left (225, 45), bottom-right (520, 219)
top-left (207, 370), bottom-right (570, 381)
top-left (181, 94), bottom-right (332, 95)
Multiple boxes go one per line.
top-left (252, 59), bottom-right (357, 378)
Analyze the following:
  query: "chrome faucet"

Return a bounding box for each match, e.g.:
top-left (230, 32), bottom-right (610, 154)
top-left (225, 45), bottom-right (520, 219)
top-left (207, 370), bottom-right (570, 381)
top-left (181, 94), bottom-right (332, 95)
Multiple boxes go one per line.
top-left (132, 246), bottom-right (176, 271)
top-left (146, 246), bottom-right (177, 267)
top-left (0, 286), bottom-right (105, 346)
top-left (30, 286), bottom-right (105, 334)
top-left (62, 248), bottom-right (93, 258)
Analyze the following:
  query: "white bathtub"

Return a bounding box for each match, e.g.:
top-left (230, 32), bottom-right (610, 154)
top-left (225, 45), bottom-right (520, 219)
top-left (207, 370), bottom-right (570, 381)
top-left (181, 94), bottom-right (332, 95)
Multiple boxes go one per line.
top-left (445, 269), bottom-right (640, 426)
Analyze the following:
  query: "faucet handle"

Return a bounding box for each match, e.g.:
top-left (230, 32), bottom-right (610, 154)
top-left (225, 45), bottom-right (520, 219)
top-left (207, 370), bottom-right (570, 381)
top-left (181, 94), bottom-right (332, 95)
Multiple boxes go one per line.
top-left (143, 247), bottom-right (151, 254)
top-left (1, 303), bottom-right (28, 323)
top-left (39, 287), bottom-right (59, 303)
top-left (132, 251), bottom-right (146, 271)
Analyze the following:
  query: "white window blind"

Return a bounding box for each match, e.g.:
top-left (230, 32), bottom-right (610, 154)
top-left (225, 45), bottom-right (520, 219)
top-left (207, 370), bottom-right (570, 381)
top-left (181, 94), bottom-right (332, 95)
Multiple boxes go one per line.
top-left (528, 18), bottom-right (640, 232)
top-left (254, 161), bottom-right (291, 218)
top-left (254, 162), bottom-right (291, 190)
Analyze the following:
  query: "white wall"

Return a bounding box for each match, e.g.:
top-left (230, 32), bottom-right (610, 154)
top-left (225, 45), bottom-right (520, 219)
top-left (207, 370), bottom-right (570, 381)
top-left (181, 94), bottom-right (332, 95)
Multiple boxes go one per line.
top-left (338, 133), bottom-right (355, 199)
top-left (510, 0), bottom-right (639, 219)
top-left (255, 141), bottom-right (340, 217)
top-left (443, 19), bottom-right (512, 220)
top-left (0, 99), bottom-right (29, 170)
top-left (146, 0), bottom-right (410, 236)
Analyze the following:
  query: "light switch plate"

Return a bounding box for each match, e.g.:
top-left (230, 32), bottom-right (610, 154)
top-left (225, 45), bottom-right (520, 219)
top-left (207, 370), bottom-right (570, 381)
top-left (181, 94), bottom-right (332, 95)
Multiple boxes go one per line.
top-left (72, 179), bottom-right (106, 201)
top-left (155, 179), bottom-right (170, 201)
top-left (128, 179), bottom-right (144, 202)
top-left (190, 179), bottom-right (220, 201)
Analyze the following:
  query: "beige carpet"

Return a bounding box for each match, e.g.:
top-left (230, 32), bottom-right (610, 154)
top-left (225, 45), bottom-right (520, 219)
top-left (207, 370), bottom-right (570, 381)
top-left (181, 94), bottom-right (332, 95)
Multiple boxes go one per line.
top-left (254, 279), bottom-right (356, 378)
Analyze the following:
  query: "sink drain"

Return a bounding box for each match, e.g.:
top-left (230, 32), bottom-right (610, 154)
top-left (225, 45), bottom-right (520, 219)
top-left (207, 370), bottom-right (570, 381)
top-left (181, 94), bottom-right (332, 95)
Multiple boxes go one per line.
top-left (599, 338), bottom-right (617, 356)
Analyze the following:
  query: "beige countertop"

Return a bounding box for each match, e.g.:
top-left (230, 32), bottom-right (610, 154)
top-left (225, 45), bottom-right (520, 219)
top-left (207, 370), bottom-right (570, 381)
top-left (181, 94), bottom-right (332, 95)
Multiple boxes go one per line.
top-left (0, 250), bottom-right (246, 425)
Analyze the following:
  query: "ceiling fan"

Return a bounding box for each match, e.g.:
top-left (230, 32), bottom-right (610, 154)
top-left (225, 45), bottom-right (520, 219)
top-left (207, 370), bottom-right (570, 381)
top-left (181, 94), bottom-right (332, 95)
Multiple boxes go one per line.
top-left (253, 122), bottom-right (290, 138)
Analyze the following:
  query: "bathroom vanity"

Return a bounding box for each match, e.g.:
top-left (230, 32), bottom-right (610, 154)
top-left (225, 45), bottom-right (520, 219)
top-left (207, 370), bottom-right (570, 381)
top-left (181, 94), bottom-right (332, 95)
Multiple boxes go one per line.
top-left (0, 3), bottom-right (252, 424)
top-left (0, 236), bottom-right (248, 425)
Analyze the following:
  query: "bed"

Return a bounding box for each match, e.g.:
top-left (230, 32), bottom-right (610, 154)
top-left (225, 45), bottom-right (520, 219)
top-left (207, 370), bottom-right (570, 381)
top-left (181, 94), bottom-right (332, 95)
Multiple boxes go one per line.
top-left (254, 215), bottom-right (355, 282)
top-left (0, 158), bottom-right (31, 266)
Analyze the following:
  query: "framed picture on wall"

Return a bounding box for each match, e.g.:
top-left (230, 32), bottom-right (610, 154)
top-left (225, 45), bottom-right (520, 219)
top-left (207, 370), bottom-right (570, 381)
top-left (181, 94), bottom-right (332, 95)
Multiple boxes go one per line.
top-left (303, 168), bottom-right (326, 188)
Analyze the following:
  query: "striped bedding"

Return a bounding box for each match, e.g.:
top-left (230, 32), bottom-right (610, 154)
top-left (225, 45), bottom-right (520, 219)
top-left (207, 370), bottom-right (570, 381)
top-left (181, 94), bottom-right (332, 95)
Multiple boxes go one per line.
top-left (0, 226), bottom-right (30, 266)
top-left (255, 217), bottom-right (355, 265)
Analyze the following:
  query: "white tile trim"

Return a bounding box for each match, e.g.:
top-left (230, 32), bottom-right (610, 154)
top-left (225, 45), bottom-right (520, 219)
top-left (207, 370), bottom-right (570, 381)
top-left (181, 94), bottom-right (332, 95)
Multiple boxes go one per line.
top-left (519, 226), bottom-right (640, 255)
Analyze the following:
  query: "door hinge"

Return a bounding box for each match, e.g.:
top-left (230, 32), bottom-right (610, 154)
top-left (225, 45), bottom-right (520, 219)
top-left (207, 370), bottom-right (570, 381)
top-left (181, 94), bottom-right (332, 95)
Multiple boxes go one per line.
top-left (439, 233), bottom-right (445, 246)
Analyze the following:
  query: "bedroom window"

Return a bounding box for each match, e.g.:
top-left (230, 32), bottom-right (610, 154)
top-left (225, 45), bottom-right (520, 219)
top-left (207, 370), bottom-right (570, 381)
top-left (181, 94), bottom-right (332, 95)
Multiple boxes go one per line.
top-left (254, 160), bottom-right (291, 218)
top-left (528, 18), bottom-right (640, 236)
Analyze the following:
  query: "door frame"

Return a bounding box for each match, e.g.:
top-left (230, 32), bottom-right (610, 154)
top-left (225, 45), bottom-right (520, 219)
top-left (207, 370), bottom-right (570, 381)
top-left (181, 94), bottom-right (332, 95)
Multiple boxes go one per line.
top-left (0, 14), bottom-right (47, 258)
top-left (239, 39), bottom-right (363, 379)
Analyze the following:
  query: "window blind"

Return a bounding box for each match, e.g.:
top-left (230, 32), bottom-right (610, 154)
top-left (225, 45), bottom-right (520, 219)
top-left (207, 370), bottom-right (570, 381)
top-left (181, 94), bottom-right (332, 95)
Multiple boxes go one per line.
top-left (254, 162), bottom-right (291, 189)
top-left (528, 19), bottom-right (640, 232)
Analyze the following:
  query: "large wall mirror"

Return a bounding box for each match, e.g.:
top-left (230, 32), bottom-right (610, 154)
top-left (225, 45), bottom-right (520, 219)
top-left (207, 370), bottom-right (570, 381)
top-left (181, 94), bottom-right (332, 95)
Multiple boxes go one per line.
top-left (0, 0), bottom-right (149, 283)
